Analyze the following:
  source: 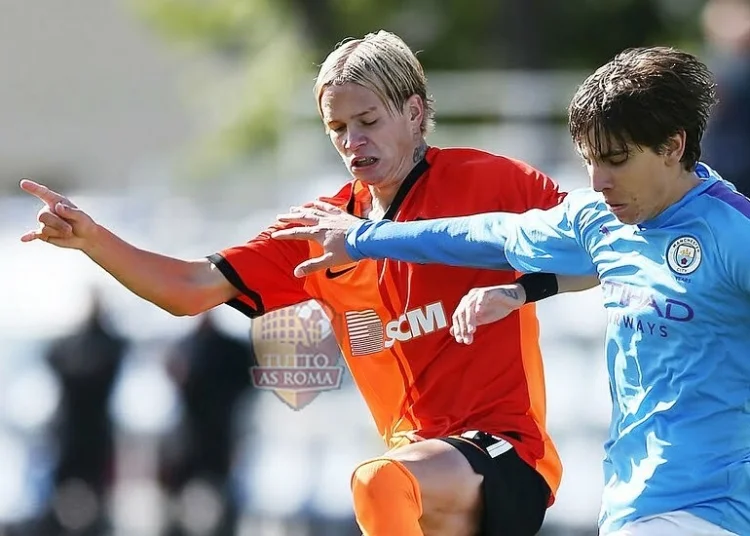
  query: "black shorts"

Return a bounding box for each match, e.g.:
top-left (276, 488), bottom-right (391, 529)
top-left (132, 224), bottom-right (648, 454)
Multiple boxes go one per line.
top-left (440, 431), bottom-right (551, 536)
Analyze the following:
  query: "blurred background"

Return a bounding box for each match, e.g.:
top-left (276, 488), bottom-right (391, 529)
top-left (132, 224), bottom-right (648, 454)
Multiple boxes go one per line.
top-left (1, 0), bottom-right (749, 535)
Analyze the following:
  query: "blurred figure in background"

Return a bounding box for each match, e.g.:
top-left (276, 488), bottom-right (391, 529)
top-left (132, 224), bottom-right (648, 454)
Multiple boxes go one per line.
top-left (42, 291), bottom-right (126, 535)
top-left (158, 312), bottom-right (255, 536)
top-left (701, 0), bottom-right (750, 196)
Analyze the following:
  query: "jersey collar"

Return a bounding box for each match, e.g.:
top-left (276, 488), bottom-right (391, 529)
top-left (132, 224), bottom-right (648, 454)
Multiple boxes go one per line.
top-left (637, 163), bottom-right (719, 230)
top-left (346, 147), bottom-right (434, 218)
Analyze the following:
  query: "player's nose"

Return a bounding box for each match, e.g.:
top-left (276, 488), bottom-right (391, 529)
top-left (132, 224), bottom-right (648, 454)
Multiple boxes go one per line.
top-left (344, 128), bottom-right (367, 151)
top-left (590, 165), bottom-right (613, 192)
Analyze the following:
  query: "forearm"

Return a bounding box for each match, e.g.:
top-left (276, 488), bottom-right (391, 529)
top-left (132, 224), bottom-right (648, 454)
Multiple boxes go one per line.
top-left (345, 213), bottom-right (516, 270)
top-left (83, 225), bottom-right (229, 316)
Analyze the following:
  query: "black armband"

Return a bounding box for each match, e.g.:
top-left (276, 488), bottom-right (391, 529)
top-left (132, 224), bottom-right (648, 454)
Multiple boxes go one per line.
top-left (517, 272), bottom-right (559, 304)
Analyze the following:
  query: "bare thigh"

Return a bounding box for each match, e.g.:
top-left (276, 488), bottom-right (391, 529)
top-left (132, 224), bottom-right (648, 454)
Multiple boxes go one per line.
top-left (387, 438), bottom-right (483, 536)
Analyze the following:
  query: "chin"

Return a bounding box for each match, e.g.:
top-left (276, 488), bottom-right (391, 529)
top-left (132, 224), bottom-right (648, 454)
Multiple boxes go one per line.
top-left (350, 170), bottom-right (387, 185)
top-left (614, 213), bottom-right (641, 225)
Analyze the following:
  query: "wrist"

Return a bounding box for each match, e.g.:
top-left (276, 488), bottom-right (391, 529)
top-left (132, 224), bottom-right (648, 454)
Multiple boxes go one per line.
top-left (344, 220), bottom-right (371, 261)
top-left (516, 272), bottom-right (559, 304)
top-left (508, 282), bottom-right (527, 305)
top-left (81, 223), bottom-right (106, 257)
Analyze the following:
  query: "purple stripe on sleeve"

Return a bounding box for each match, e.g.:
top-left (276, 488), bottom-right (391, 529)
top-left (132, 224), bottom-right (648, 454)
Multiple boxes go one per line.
top-left (704, 182), bottom-right (750, 220)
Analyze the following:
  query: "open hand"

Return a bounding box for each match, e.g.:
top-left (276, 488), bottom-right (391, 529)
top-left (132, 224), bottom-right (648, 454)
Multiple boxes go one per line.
top-left (272, 201), bottom-right (361, 277)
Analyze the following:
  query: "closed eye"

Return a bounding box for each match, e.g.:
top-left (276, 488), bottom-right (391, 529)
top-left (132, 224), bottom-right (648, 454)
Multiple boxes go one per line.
top-left (607, 156), bottom-right (628, 167)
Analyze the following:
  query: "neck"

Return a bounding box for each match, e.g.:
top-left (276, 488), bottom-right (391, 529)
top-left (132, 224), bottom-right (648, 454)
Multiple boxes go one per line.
top-left (654, 168), bottom-right (702, 217)
top-left (367, 140), bottom-right (428, 220)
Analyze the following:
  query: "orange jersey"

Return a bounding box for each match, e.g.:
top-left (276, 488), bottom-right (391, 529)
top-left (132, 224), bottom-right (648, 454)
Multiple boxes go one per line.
top-left (210, 147), bottom-right (566, 499)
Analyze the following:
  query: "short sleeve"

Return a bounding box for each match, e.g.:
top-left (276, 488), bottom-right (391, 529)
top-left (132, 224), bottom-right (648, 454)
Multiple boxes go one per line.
top-left (702, 181), bottom-right (750, 295)
top-left (722, 220), bottom-right (750, 296)
top-left (511, 157), bottom-right (568, 211)
top-left (209, 223), bottom-right (312, 318)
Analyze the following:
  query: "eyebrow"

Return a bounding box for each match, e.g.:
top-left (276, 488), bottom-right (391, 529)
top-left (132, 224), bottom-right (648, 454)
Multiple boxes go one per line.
top-left (352, 106), bottom-right (378, 118)
top-left (579, 146), bottom-right (629, 162)
top-left (598, 149), bottom-right (629, 159)
top-left (326, 106), bottom-right (378, 126)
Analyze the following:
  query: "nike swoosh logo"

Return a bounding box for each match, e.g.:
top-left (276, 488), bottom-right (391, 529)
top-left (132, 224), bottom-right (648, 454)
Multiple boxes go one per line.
top-left (325, 266), bottom-right (356, 279)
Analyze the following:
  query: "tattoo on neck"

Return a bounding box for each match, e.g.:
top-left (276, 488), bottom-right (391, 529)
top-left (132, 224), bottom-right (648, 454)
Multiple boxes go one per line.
top-left (413, 142), bottom-right (428, 163)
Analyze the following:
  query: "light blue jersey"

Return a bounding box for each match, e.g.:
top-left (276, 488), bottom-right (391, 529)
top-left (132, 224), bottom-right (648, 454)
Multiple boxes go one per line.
top-left (344, 164), bottom-right (750, 534)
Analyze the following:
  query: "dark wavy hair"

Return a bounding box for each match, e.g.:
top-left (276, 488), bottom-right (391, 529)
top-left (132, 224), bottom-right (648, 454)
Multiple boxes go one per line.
top-left (568, 46), bottom-right (718, 170)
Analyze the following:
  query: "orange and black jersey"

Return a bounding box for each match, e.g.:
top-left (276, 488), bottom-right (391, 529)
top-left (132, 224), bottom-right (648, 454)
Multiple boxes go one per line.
top-left (209, 147), bottom-right (566, 499)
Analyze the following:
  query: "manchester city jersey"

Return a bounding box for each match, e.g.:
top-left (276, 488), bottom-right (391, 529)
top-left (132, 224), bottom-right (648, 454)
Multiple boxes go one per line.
top-left (345, 163), bottom-right (750, 534)
top-left (506, 164), bottom-right (750, 534)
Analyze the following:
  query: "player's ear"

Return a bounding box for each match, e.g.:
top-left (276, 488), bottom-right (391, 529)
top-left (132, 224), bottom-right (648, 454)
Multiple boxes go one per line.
top-left (662, 131), bottom-right (686, 166)
top-left (404, 95), bottom-right (424, 134)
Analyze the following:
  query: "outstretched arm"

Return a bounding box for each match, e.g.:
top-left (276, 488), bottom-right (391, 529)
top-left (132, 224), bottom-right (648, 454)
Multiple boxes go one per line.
top-left (273, 204), bottom-right (523, 275)
top-left (19, 180), bottom-right (237, 316)
top-left (345, 214), bottom-right (517, 269)
top-left (19, 179), bottom-right (313, 319)
top-left (273, 192), bottom-right (598, 278)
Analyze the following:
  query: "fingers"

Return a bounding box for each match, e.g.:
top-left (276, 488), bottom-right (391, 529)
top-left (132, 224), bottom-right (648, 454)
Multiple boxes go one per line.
top-left (38, 210), bottom-right (73, 235)
top-left (278, 205), bottom-right (339, 225)
top-left (293, 252), bottom-right (335, 278)
top-left (279, 201), bottom-right (342, 224)
top-left (20, 227), bottom-right (69, 244)
top-left (20, 204), bottom-right (79, 244)
top-left (271, 226), bottom-right (321, 241)
top-left (452, 304), bottom-right (467, 343)
top-left (53, 202), bottom-right (84, 222)
top-left (19, 179), bottom-right (67, 207)
top-left (276, 213), bottom-right (321, 227)
top-left (299, 200), bottom-right (343, 215)
top-left (464, 300), bottom-right (479, 340)
top-left (20, 230), bottom-right (44, 243)
top-left (451, 294), bottom-right (476, 345)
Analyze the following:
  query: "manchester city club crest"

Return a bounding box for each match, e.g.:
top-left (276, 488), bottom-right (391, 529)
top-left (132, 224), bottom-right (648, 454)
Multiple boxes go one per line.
top-left (666, 236), bottom-right (702, 275)
top-left (249, 300), bottom-right (344, 410)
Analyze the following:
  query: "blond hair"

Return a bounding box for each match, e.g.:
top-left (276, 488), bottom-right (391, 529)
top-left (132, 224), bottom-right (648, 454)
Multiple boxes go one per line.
top-left (314, 30), bottom-right (435, 134)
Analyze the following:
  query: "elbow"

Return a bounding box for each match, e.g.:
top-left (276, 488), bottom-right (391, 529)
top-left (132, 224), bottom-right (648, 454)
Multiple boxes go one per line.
top-left (159, 292), bottom-right (213, 318)
top-left (160, 302), bottom-right (201, 318)
top-left (165, 305), bottom-right (200, 317)
top-left (158, 266), bottom-right (233, 317)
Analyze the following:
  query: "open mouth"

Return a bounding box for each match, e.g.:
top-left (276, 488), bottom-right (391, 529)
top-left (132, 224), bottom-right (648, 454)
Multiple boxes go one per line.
top-left (351, 156), bottom-right (379, 169)
top-left (607, 203), bottom-right (627, 214)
